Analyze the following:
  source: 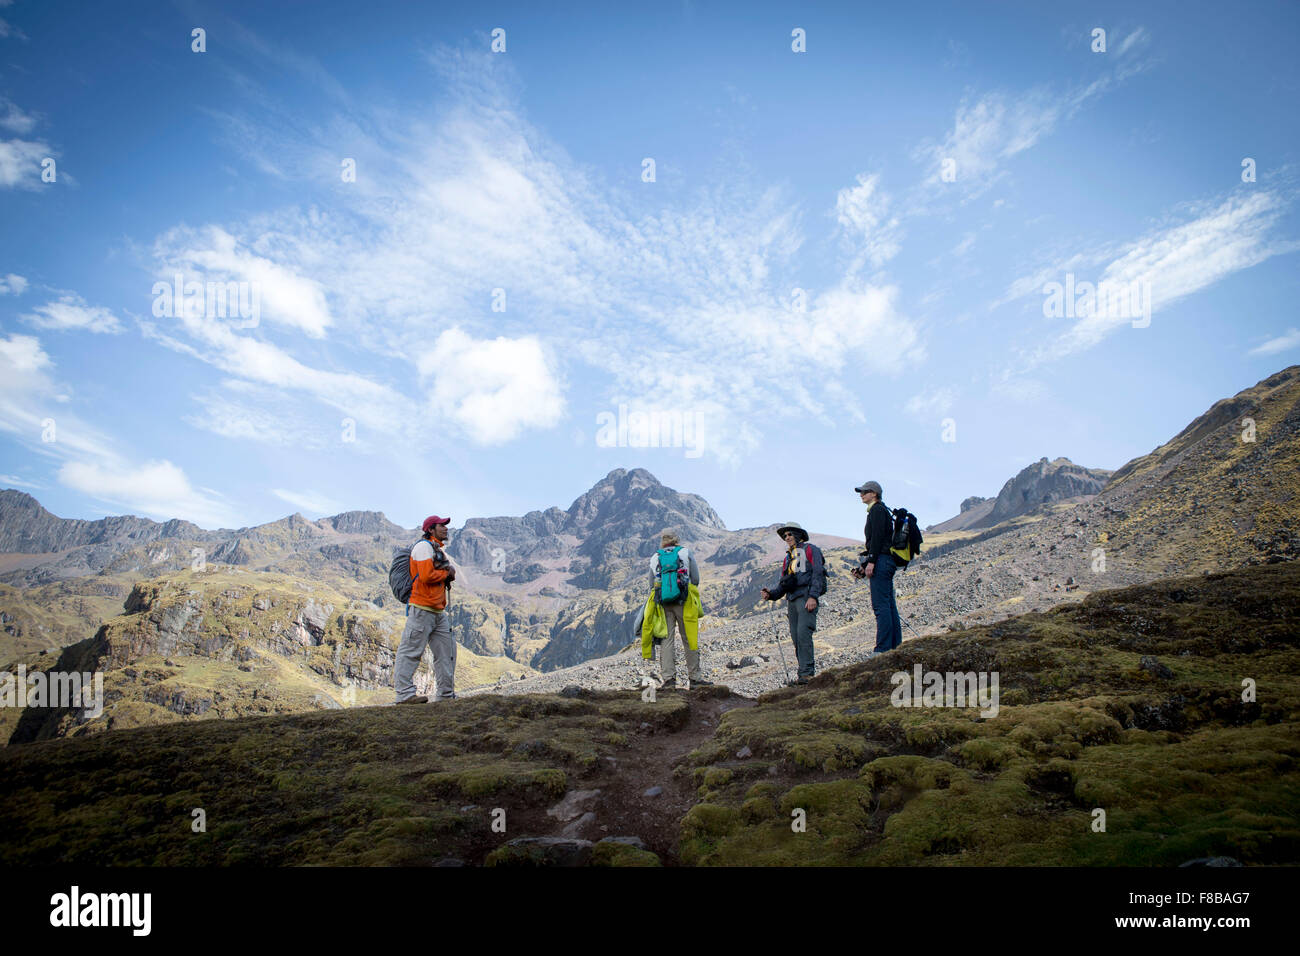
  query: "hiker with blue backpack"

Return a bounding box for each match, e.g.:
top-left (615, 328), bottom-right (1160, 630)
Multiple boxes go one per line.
top-left (760, 522), bottom-right (826, 686)
top-left (851, 480), bottom-right (922, 655)
top-left (388, 515), bottom-right (458, 704)
top-left (643, 530), bottom-right (710, 688)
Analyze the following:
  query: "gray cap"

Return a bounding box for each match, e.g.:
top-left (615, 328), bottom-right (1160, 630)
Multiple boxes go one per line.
top-left (855, 480), bottom-right (883, 496)
top-left (776, 522), bottom-right (809, 542)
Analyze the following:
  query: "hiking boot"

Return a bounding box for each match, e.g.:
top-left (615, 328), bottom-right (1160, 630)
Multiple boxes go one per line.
top-left (397, 695), bottom-right (429, 705)
top-left (786, 677), bottom-right (809, 686)
top-left (660, 677), bottom-right (676, 689)
top-left (690, 677), bottom-right (715, 687)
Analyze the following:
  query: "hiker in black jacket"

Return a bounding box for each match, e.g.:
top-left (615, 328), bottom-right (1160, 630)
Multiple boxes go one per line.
top-left (761, 522), bottom-right (825, 685)
top-left (851, 480), bottom-right (903, 654)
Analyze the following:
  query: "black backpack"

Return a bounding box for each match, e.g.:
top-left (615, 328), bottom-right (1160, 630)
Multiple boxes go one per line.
top-left (889, 508), bottom-right (923, 566)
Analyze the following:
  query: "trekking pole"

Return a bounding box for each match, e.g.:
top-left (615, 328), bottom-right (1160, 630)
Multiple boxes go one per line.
top-left (769, 599), bottom-right (791, 683)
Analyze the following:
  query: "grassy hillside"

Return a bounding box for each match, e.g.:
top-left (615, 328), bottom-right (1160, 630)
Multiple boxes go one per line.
top-left (1, 559), bottom-right (1295, 866)
top-left (2, 568), bottom-right (534, 745)
top-left (677, 560), bottom-right (1300, 865)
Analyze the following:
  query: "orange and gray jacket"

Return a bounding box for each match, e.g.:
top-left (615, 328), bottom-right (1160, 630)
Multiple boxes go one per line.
top-left (409, 538), bottom-right (453, 610)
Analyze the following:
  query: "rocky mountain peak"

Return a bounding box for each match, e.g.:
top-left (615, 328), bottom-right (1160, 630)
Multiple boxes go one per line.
top-left (975, 457), bottom-right (1112, 528)
top-left (565, 468), bottom-right (725, 536)
top-left (323, 510), bottom-right (407, 537)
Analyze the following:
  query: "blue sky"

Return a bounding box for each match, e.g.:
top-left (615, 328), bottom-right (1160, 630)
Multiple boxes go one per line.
top-left (1, 0), bottom-right (1298, 541)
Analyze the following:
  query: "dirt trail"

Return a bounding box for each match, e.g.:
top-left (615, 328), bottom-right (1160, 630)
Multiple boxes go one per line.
top-left (520, 689), bottom-right (754, 864)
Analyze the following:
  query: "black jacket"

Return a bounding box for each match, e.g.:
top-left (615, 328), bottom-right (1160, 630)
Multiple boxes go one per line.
top-left (768, 541), bottom-right (827, 602)
top-left (862, 501), bottom-right (893, 565)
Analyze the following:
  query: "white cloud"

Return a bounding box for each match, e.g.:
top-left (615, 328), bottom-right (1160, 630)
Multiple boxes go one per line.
top-left (905, 386), bottom-right (956, 420)
top-left (0, 332), bottom-right (238, 527)
top-left (59, 459), bottom-right (236, 528)
top-left (0, 473), bottom-right (42, 489)
top-left (139, 309), bottom-right (401, 439)
top-left (1035, 190), bottom-right (1300, 360)
top-left (272, 488), bottom-right (342, 515)
top-left (1116, 27), bottom-right (1149, 57)
top-left (152, 224), bottom-right (333, 338)
top-left (915, 50), bottom-right (1152, 200)
top-left (22, 294), bottom-right (123, 333)
top-left (0, 96), bottom-right (34, 135)
top-left (182, 386), bottom-right (334, 450)
top-left (418, 328), bottom-right (565, 444)
top-left (1249, 328), bottom-right (1300, 357)
top-left (991, 375), bottom-right (1048, 403)
top-left (918, 90), bottom-right (1060, 196)
top-left (835, 173), bottom-right (902, 269)
top-left (0, 136), bottom-right (50, 189)
top-left (0, 272), bottom-right (27, 294)
top-left (0, 331), bottom-right (49, 373)
top-left (140, 44), bottom-right (923, 463)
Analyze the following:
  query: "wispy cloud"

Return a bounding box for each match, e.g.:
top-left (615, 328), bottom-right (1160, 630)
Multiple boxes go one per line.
top-left (22, 293), bottom-right (123, 333)
top-left (0, 273), bottom-right (27, 295)
top-left (152, 224), bottom-right (333, 338)
top-left (272, 488), bottom-right (343, 515)
top-left (0, 96), bottom-right (35, 135)
top-left (60, 459), bottom-right (234, 528)
top-left (1249, 327), bottom-right (1300, 357)
top-left (904, 386), bottom-right (956, 420)
top-left (835, 173), bottom-right (902, 271)
top-left (183, 384), bottom-right (337, 451)
top-left (0, 0), bottom-right (26, 42)
top-left (0, 136), bottom-right (50, 189)
top-left (141, 42), bottom-right (924, 463)
top-left (0, 93), bottom-right (53, 190)
top-left (915, 34), bottom-right (1153, 200)
top-left (1009, 190), bottom-right (1300, 363)
top-left (0, 473), bottom-right (42, 489)
top-left (0, 331), bottom-right (240, 526)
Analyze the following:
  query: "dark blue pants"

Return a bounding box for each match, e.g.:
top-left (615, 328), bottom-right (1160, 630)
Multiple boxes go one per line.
top-left (870, 553), bottom-right (903, 652)
top-left (786, 599), bottom-right (817, 678)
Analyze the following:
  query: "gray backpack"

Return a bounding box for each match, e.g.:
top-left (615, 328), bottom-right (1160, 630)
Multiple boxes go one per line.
top-left (389, 538), bottom-right (451, 604)
top-left (388, 540), bottom-right (420, 604)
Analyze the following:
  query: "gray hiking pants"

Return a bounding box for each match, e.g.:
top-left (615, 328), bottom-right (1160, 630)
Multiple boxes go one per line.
top-left (786, 599), bottom-right (817, 678)
top-left (659, 600), bottom-right (701, 681)
top-left (395, 605), bottom-right (456, 702)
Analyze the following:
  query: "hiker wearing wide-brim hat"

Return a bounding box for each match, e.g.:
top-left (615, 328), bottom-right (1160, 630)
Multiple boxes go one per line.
top-left (760, 522), bottom-right (826, 685)
top-left (776, 522), bottom-right (810, 542)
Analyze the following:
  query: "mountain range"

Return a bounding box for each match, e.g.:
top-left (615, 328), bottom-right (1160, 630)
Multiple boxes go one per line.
top-left (2, 365), bottom-right (1298, 746)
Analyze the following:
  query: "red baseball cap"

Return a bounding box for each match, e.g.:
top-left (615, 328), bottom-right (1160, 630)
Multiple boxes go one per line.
top-left (422, 515), bottom-right (451, 532)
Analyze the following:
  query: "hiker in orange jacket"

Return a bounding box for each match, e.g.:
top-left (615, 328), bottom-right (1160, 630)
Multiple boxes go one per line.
top-left (395, 515), bottom-right (457, 703)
